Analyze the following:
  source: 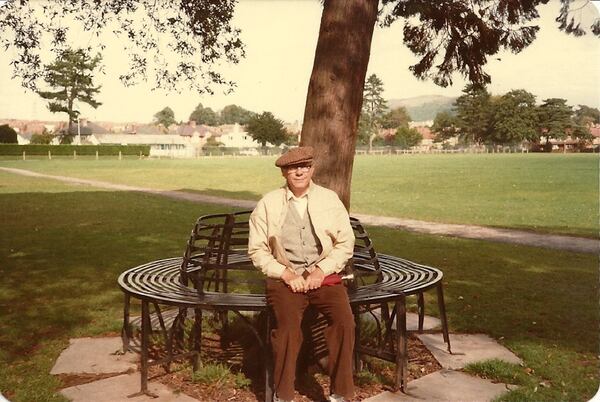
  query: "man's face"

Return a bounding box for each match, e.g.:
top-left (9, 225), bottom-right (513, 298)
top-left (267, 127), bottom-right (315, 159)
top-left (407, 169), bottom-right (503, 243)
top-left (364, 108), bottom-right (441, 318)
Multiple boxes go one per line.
top-left (282, 163), bottom-right (314, 194)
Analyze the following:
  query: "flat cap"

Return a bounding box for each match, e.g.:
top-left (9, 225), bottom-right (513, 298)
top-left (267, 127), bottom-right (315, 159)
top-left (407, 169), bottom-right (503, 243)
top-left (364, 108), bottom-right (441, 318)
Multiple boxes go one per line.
top-left (275, 146), bottom-right (314, 168)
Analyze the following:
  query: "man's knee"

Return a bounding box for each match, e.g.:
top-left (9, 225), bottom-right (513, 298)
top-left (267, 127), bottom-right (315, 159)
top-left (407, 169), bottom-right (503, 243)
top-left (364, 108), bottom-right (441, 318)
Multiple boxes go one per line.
top-left (273, 310), bottom-right (304, 333)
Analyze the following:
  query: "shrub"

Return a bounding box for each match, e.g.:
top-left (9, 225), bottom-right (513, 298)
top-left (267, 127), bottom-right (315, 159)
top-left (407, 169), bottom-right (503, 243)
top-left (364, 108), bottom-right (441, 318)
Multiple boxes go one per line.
top-left (30, 133), bottom-right (55, 145)
top-left (0, 125), bottom-right (18, 144)
top-left (191, 362), bottom-right (251, 389)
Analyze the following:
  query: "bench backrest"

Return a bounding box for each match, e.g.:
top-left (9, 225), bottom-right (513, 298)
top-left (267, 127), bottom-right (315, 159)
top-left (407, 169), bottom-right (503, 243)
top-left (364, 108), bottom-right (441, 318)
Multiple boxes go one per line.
top-left (348, 217), bottom-right (382, 286)
top-left (181, 211), bottom-right (382, 293)
top-left (181, 210), bottom-right (262, 294)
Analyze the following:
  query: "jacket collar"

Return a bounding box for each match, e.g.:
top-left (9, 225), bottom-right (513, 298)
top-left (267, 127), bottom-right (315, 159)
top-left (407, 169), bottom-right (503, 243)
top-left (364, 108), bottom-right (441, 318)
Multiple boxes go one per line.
top-left (284, 180), bottom-right (315, 201)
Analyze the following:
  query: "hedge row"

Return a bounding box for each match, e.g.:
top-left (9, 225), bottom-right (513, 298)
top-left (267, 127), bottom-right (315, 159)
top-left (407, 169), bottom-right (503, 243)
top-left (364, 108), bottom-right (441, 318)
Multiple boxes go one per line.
top-left (201, 146), bottom-right (284, 155)
top-left (0, 144), bottom-right (150, 156)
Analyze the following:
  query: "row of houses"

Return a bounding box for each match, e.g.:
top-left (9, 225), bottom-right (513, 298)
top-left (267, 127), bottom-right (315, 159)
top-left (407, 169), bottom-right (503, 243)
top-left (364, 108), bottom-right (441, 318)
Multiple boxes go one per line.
top-left (1, 119), bottom-right (301, 158)
top-left (3, 117), bottom-right (598, 155)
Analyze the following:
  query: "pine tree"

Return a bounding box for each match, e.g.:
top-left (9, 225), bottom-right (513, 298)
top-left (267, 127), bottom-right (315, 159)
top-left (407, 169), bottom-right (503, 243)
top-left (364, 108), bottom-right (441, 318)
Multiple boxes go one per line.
top-left (37, 48), bottom-right (102, 138)
top-left (359, 74), bottom-right (388, 149)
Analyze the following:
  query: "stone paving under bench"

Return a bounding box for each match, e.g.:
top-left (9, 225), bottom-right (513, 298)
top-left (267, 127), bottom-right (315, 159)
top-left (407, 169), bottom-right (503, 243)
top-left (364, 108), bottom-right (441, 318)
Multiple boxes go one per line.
top-left (60, 373), bottom-right (199, 402)
top-left (417, 333), bottom-right (523, 370)
top-left (51, 337), bottom-right (138, 375)
top-left (51, 317), bottom-right (524, 401)
top-left (363, 370), bottom-right (516, 402)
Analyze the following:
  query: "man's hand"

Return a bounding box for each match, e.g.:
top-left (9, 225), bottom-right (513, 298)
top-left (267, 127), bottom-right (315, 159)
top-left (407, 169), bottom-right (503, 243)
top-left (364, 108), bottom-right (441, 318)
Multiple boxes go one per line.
top-left (281, 268), bottom-right (307, 293)
top-left (306, 266), bottom-right (325, 290)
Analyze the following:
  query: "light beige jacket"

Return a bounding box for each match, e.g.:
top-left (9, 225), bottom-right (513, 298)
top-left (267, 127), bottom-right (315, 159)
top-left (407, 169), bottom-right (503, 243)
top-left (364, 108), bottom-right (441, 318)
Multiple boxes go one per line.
top-left (248, 182), bottom-right (355, 278)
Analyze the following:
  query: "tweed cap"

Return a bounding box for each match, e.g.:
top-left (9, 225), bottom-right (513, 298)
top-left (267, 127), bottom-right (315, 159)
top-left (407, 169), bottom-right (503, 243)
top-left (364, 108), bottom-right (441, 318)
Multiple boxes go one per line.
top-left (275, 146), bottom-right (314, 168)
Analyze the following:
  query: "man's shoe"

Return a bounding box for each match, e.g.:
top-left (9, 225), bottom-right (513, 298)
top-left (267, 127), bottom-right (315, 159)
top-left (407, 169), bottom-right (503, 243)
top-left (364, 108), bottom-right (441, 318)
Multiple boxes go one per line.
top-left (273, 394), bottom-right (293, 402)
top-left (329, 394), bottom-right (347, 402)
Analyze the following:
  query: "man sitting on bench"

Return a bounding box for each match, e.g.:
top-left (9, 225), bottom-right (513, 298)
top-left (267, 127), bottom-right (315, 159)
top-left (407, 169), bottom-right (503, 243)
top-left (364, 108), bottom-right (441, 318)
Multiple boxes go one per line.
top-left (248, 146), bottom-right (356, 402)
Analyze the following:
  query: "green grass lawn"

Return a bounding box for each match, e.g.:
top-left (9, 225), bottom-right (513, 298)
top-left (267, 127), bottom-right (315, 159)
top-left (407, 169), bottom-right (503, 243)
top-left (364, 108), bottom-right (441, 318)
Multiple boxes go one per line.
top-left (0, 171), bottom-right (597, 401)
top-left (1, 153), bottom-right (597, 237)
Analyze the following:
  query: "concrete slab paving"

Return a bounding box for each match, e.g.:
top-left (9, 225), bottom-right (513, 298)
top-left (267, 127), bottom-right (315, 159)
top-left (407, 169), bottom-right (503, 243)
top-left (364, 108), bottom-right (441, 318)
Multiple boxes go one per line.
top-left (417, 333), bottom-right (522, 370)
top-left (60, 373), bottom-right (199, 402)
top-left (407, 312), bottom-right (441, 331)
top-left (362, 369), bottom-right (515, 401)
top-left (51, 337), bottom-right (138, 375)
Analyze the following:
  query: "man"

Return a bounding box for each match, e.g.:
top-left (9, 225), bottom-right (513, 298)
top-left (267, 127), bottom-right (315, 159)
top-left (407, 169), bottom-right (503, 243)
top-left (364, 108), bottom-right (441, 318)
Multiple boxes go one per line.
top-left (248, 146), bottom-right (355, 402)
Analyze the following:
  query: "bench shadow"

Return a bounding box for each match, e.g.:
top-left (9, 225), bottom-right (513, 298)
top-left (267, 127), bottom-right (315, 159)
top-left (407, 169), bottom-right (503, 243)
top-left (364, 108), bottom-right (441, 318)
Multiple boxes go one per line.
top-left (199, 313), bottom-right (329, 402)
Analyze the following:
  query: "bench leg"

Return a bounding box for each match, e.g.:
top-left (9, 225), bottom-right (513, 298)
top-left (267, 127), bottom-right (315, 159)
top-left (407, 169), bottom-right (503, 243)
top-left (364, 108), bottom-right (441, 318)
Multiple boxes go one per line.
top-left (264, 311), bottom-right (273, 402)
top-left (352, 306), bottom-right (363, 372)
top-left (436, 284), bottom-right (452, 353)
top-left (192, 308), bottom-right (202, 371)
top-left (129, 300), bottom-right (158, 398)
top-left (417, 293), bottom-right (425, 333)
top-left (394, 295), bottom-right (408, 393)
top-left (121, 294), bottom-right (132, 353)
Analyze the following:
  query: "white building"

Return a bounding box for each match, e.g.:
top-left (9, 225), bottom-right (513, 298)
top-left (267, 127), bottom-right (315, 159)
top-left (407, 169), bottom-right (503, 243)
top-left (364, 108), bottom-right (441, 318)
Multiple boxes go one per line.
top-left (216, 124), bottom-right (265, 148)
top-left (89, 133), bottom-right (206, 158)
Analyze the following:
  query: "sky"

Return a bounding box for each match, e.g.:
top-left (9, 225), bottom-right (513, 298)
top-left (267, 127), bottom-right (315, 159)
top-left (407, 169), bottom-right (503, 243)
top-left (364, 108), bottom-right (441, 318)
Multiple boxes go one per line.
top-left (0, 0), bottom-right (599, 124)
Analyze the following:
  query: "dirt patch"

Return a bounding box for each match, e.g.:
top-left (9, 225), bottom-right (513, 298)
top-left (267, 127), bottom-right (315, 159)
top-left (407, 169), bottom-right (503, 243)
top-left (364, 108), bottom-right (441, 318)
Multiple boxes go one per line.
top-left (148, 334), bottom-right (441, 401)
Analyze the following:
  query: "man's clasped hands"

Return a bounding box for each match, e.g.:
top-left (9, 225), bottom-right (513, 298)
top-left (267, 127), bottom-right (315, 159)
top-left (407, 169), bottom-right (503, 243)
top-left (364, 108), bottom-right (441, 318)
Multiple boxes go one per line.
top-left (280, 266), bottom-right (325, 293)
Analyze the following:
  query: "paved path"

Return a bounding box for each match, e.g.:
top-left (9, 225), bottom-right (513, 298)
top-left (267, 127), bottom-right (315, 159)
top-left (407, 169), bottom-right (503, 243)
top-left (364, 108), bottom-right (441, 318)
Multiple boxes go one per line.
top-left (51, 316), bottom-right (524, 401)
top-left (2, 166), bottom-right (597, 254)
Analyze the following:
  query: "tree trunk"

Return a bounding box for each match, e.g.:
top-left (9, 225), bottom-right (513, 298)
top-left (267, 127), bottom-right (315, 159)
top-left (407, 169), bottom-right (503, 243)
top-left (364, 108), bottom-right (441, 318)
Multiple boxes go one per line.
top-left (368, 132), bottom-right (377, 153)
top-left (300, 0), bottom-right (379, 210)
top-left (67, 93), bottom-right (74, 135)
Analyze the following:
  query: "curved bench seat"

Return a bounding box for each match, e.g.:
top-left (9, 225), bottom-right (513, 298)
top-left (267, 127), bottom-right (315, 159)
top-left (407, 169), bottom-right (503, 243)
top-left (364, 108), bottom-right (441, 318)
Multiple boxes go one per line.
top-left (118, 257), bottom-right (266, 310)
top-left (118, 255), bottom-right (444, 309)
top-left (118, 213), bottom-right (451, 401)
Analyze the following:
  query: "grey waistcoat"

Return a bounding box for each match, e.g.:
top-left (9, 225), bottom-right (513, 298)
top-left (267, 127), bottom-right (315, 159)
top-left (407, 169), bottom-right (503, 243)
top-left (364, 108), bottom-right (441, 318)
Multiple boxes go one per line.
top-left (281, 203), bottom-right (322, 275)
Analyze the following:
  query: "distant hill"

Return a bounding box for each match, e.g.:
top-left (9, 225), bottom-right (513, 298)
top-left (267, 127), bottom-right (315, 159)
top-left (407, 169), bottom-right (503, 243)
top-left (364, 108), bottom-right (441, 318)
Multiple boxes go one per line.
top-left (388, 95), bottom-right (456, 122)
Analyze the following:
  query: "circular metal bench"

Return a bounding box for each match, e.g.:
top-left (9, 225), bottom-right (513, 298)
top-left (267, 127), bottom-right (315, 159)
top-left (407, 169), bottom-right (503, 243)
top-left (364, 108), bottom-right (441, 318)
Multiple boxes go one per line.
top-left (118, 212), bottom-right (451, 401)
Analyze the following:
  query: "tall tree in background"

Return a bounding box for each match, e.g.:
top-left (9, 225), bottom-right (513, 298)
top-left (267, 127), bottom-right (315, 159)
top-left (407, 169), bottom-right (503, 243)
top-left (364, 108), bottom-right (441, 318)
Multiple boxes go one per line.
top-left (36, 48), bottom-right (102, 137)
top-left (358, 74), bottom-right (388, 150)
top-left (453, 84), bottom-right (492, 145)
top-left (220, 104), bottom-right (255, 125)
top-left (489, 89), bottom-right (539, 146)
top-left (153, 107), bottom-right (176, 131)
top-left (381, 106), bottom-right (411, 130)
top-left (431, 111), bottom-right (459, 143)
top-left (572, 105), bottom-right (600, 143)
top-left (393, 126), bottom-right (423, 149)
top-left (246, 111), bottom-right (287, 147)
top-left (1, 0), bottom-right (598, 207)
top-left (537, 98), bottom-right (572, 147)
top-left (189, 103), bottom-right (220, 126)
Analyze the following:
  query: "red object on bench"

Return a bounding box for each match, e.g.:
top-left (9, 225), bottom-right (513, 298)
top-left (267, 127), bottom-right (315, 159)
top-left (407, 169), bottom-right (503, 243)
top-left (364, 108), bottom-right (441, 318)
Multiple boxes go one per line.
top-left (322, 273), bottom-right (353, 286)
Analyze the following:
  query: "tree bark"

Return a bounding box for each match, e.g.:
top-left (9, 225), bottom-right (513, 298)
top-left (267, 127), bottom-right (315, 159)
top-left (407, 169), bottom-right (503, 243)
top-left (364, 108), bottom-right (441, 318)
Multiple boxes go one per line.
top-left (300, 0), bottom-right (379, 210)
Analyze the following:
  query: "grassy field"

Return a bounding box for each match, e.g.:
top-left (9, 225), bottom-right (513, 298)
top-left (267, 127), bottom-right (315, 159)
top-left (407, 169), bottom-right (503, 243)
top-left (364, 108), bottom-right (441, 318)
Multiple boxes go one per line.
top-left (0, 153), bottom-right (597, 237)
top-left (0, 171), bottom-right (598, 401)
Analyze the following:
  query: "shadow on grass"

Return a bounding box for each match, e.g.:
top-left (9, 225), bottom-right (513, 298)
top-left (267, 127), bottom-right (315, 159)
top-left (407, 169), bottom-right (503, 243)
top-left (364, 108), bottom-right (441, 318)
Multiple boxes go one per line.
top-left (177, 188), bottom-right (262, 201)
top-left (365, 226), bottom-right (599, 355)
top-left (0, 190), bottom-right (240, 364)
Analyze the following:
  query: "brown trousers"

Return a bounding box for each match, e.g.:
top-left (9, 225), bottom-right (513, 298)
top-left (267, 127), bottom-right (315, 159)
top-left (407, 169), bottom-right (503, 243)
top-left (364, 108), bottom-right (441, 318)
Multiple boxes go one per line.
top-left (266, 279), bottom-right (355, 401)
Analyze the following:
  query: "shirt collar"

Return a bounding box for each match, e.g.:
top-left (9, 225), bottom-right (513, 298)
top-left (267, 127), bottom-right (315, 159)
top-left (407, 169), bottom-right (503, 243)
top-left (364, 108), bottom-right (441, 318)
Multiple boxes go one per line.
top-left (285, 180), bottom-right (314, 201)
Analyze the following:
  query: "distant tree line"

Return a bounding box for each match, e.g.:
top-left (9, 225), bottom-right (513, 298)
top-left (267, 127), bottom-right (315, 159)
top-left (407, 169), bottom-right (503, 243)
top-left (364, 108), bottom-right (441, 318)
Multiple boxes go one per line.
top-left (432, 85), bottom-right (600, 150)
top-left (189, 103), bottom-right (256, 126)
